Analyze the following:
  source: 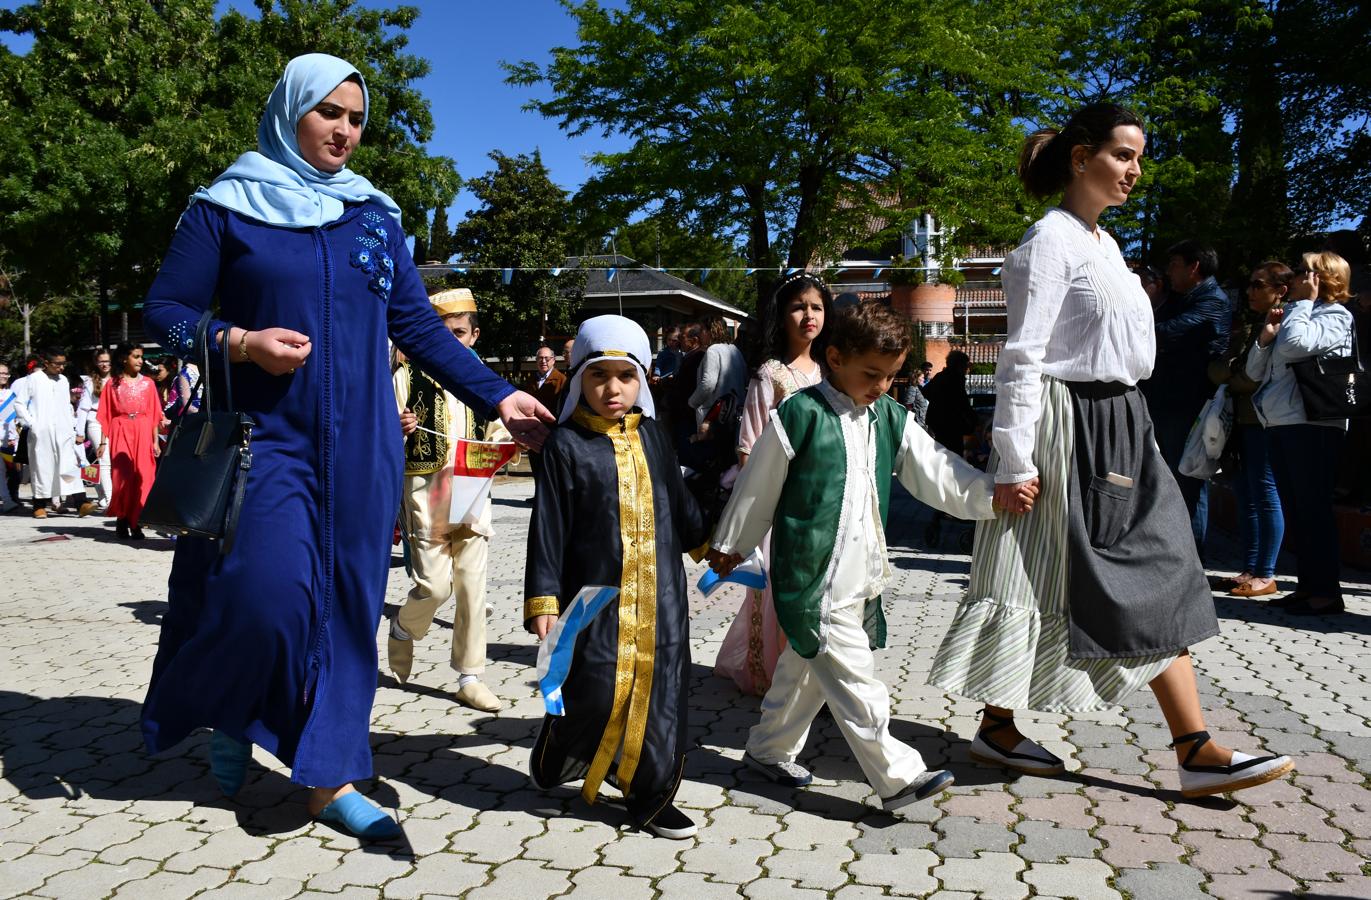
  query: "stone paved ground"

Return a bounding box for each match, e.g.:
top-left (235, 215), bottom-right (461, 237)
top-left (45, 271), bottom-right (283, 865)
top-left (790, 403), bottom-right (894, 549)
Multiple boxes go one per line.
top-left (2, 476), bottom-right (1370, 899)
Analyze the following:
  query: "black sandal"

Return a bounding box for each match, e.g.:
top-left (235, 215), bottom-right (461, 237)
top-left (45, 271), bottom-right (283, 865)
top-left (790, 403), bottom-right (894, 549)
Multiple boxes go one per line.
top-left (970, 711), bottom-right (1065, 775)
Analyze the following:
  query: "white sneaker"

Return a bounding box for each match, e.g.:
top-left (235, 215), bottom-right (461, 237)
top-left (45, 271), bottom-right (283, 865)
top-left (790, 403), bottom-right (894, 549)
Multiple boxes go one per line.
top-left (969, 714), bottom-right (1066, 776)
top-left (1173, 730), bottom-right (1295, 798)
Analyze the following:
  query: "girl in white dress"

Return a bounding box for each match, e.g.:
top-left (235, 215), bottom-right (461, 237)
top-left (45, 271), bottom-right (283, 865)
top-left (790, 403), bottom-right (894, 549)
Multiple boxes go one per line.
top-left (715, 274), bottom-right (830, 695)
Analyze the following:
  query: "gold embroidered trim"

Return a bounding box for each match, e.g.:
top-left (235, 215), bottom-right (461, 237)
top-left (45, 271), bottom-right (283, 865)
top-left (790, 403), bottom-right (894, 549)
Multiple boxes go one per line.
top-left (572, 406), bottom-right (642, 435)
top-left (403, 365), bottom-right (451, 475)
top-left (581, 420), bottom-right (657, 804)
top-left (524, 595), bottom-right (560, 623)
top-left (746, 586), bottom-right (771, 694)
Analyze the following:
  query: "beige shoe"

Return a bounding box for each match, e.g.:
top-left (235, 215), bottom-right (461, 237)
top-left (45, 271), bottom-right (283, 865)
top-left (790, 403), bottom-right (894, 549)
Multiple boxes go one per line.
top-left (78, 501), bottom-right (97, 518)
top-left (33, 507), bottom-right (47, 519)
top-left (455, 680), bottom-right (501, 712)
top-left (387, 637), bottom-right (414, 684)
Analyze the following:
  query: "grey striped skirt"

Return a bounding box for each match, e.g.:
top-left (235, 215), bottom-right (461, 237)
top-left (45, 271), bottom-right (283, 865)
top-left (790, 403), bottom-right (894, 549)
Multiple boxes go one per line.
top-left (928, 378), bottom-right (1177, 712)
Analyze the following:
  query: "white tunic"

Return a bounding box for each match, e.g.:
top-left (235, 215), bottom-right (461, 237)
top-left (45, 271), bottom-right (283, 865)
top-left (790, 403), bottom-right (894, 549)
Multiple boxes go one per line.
top-left (12, 371), bottom-right (82, 499)
top-left (993, 207), bottom-right (1155, 484)
top-left (713, 380), bottom-right (995, 651)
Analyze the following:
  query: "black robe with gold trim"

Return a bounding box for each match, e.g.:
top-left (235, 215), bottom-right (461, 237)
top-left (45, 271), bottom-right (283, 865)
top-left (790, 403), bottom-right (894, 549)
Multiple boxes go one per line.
top-left (523, 406), bottom-right (706, 826)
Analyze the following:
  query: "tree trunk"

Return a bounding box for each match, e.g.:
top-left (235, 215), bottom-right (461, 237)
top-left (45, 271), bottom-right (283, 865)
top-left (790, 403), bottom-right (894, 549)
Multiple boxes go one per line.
top-left (743, 181), bottom-right (773, 318)
top-left (21, 303), bottom-right (32, 359)
top-left (1223, 16), bottom-right (1287, 269)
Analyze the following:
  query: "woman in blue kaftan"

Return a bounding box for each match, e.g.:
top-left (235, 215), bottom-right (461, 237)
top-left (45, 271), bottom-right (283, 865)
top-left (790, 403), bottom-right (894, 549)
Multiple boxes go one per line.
top-left (139, 54), bottom-right (551, 839)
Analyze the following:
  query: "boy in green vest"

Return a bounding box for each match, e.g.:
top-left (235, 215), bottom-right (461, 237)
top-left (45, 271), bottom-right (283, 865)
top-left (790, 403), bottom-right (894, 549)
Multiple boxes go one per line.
top-left (708, 301), bottom-right (1023, 812)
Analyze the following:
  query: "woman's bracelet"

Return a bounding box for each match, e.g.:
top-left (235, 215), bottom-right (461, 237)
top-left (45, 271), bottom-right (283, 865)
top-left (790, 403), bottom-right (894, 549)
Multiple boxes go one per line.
top-left (238, 329), bottom-right (250, 362)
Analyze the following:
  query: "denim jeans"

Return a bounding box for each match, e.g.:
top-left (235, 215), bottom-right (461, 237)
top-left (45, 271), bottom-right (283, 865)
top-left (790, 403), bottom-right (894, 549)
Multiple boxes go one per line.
top-left (1232, 424), bottom-right (1284, 578)
top-left (1266, 424), bottom-right (1344, 598)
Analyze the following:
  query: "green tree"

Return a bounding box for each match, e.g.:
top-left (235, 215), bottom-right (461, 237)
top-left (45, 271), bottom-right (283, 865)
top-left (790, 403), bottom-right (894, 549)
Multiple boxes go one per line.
top-left (451, 151), bottom-right (585, 363)
top-left (427, 204), bottom-right (453, 263)
top-left (0, 0), bottom-right (458, 359)
top-left (1279, 0), bottom-right (1371, 237)
top-left (508, 0), bottom-right (1065, 314)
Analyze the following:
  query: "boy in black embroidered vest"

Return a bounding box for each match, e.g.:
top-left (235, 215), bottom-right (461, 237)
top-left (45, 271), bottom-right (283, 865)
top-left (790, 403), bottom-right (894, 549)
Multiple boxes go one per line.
top-left (708, 301), bottom-right (1024, 811)
top-left (524, 315), bottom-right (709, 838)
top-left (389, 288), bottom-right (510, 711)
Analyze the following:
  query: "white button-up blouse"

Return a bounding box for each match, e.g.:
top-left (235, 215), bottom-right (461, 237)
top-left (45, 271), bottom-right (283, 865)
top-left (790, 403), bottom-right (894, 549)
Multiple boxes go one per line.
top-left (992, 207), bottom-right (1156, 484)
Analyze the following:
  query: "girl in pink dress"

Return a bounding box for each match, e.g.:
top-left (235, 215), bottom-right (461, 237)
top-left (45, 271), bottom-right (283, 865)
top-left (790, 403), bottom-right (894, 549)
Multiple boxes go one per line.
top-left (714, 273), bottom-right (832, 695)
top-left (98, 344), bottom-right (162, 540)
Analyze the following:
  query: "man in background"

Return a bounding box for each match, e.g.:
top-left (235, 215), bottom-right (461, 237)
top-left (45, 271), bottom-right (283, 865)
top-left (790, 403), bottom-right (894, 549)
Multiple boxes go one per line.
top-left (1141, 239), bottom-right (1233, 557)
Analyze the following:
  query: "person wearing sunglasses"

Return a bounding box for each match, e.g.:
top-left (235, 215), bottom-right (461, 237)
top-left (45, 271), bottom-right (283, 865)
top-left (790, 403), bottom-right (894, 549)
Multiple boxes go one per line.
top-left (1209, 261), bottom-right (1292, 598)
top-left (1246, 252), bottom-right (1356, 615)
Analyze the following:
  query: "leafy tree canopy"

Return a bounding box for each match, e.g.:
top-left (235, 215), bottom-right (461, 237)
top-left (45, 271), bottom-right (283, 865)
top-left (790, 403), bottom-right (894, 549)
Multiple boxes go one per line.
top-left (0, 0), bottom-right (458, 359)
top-left (508, 0), bottom-right (1066, 308)
top-left (450, 150), bottom-right (585, 361)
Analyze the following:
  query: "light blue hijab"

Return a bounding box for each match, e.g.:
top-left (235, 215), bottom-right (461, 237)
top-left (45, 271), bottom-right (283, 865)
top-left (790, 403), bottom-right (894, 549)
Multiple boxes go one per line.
top-left (191, 53), bottom-right (402, 229)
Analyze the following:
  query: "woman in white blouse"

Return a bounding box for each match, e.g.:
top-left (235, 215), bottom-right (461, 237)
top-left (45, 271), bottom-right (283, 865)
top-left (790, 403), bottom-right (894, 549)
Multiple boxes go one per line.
top-left (929, 103), bottom-right (1295, 799)
top-left (715, 273), bottom-right (829, 695)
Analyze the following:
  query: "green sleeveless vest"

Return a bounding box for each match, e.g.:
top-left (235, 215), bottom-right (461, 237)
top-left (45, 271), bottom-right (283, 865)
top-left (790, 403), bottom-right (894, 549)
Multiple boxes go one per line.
top-left (770, 387), bottom-right (908, 658)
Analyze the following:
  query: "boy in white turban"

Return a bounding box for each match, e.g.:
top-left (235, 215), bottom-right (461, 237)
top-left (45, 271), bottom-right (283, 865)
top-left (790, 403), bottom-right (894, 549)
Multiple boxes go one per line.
top-left (524, 315), bottom-right (708, 839)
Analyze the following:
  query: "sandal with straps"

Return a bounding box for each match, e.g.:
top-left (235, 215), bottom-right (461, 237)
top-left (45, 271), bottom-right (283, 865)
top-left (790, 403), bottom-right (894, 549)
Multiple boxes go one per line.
top-left (1170, 730), bottom-right (1295, 798)
top-left (969, 711), bottom-right (1066, 776)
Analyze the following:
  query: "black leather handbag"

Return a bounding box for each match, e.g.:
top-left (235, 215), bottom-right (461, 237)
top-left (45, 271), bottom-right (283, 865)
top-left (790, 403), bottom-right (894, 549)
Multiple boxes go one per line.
top-left (141, 311), bottom-right (255, 554)
top-left (1290, 316), bottom-right (1371, 421)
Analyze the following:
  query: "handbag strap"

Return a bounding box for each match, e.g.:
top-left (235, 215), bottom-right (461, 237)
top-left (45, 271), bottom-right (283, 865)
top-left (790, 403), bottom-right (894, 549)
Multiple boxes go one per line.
top-left (1317, 309), bottom-right (1364, 375)
top-left (182, 311), bottom-right (239, 415)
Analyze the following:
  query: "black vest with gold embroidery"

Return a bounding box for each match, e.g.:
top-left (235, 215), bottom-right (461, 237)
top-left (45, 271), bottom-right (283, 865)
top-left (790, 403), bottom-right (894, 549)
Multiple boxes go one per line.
top-left (402, 361), bottom-right (469, 475)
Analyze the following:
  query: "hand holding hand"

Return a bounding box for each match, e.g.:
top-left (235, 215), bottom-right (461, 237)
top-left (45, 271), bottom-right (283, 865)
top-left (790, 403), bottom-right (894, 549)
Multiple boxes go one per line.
top-left (993, 477), bottom-right (1040, 515)
top-left (399, 408), bottom-right (418, 437)
top-left (496, 390), bottom-right (555, 451)
top-left (532, 614), bottom-right (555, 640)
top-left (1258, 305), bottom-right (1285, 347)
top-left (244, 328), bottom-right (312, 376)
top-left (706, 548), bottom-right (743, 576)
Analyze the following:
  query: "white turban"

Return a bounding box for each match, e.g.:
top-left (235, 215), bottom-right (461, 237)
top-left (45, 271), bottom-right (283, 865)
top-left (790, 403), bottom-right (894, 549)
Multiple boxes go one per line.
top-left (560, 315), bottom-right (656, 423)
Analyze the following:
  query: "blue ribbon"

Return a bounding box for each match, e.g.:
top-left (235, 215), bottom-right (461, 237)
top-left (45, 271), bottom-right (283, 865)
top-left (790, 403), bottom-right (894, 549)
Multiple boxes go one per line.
top-left (536, 585), bottom-right (619, 716)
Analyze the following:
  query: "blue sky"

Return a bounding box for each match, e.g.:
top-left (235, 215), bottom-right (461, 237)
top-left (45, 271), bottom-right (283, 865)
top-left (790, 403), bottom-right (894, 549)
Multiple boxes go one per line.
top-left (0, 0), bottom-right (626, 228)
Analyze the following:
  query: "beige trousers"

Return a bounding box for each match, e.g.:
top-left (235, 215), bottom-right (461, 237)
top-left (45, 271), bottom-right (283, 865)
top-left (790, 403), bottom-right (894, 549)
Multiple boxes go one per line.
top-left (398, 471), bottom-right (490, 675)
top-left (745, 596), bottom-right (926, 799)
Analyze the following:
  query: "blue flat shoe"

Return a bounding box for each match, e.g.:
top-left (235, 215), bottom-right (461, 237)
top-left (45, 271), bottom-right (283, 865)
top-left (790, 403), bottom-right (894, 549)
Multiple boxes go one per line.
top-left (316, 792), bottom-right (402, 840)
top-left (208, 731), bottom-right (251, 797)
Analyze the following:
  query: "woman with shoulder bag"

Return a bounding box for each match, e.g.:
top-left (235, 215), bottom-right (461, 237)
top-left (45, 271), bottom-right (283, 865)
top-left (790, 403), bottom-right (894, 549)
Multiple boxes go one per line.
top-left (1208, 261), bottom-right (1291, 598)
top-left (139, 53), bottom-right (553, 840)
top-left (1245, 251), bottom-right (1356, 615)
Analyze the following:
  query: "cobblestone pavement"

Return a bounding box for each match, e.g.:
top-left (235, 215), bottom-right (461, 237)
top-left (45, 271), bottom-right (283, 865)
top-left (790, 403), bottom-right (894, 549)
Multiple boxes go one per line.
top-left (2, 476), bottom-right (1370, 899)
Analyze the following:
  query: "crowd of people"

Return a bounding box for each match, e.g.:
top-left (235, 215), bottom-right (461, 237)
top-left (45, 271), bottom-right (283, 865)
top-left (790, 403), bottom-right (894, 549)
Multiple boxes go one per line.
top-left (1138, 243), bottom-right (1365, 617)
top-left (0, 345), bottom-right (204, 536)
top-left (8, 55), bottom-right (1366, 849)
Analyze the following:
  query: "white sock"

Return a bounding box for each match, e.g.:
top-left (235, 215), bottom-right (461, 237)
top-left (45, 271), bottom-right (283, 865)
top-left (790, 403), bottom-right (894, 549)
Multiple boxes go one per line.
top-left (390, 620), bottom-right (412, 641)
top-left (458, 674), bottom-right (479, 688)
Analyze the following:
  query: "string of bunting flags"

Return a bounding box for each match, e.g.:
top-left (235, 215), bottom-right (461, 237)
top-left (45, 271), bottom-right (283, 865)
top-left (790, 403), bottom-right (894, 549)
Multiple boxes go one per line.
top-left (443, 264), bottom-right (947, 284)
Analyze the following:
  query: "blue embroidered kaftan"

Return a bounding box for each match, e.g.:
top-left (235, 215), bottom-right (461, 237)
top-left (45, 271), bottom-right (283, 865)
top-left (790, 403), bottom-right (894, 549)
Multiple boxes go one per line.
top-left (140, 200), bottom-right (513, 786)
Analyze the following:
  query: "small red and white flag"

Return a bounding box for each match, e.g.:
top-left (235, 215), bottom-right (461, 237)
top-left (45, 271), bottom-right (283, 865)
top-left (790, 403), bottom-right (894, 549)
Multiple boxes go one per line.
top-left (448, 439), bottom-right (518, 524)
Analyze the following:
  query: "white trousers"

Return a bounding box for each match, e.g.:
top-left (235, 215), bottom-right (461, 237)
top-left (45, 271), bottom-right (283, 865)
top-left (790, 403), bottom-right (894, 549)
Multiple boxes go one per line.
top-left (745, 597), bottom-right (926, 799)
top-left (398, 472), bottom-right (490, 675)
